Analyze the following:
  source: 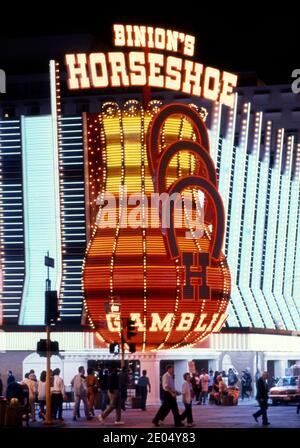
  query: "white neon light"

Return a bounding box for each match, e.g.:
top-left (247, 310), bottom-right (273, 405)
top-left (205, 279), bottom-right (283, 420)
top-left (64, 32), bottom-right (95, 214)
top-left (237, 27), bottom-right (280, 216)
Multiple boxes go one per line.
top-left (238, 112), bottom-right (264, 327)
top-left (273, 136), bottom-right (298, 328)
top-left (209, 101), bottom-right (222, 164)
top-left (19, 115), bottom-right (62, 325)
top-left (226, 102), bottom-right (252, 326)
top-left (262, 129), bottom-right (286, 327)
top-left (290, 143), bottom-right (300, 323)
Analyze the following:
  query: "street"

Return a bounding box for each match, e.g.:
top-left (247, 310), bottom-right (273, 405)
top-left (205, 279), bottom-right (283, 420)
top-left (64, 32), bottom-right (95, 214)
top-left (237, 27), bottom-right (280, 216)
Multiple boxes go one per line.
top-left (27, 399), bottom-right (300, 429)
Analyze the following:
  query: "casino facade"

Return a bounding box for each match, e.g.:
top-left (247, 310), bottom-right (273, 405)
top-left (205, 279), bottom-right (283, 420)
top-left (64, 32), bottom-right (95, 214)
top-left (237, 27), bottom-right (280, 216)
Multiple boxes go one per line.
top-left (0, 26), bottom-right (300, 403)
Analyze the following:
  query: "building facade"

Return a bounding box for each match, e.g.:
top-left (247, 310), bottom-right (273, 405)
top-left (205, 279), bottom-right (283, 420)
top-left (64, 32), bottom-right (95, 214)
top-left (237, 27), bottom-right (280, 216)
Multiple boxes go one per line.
top-left (0, 63), bottom-right (300, 399)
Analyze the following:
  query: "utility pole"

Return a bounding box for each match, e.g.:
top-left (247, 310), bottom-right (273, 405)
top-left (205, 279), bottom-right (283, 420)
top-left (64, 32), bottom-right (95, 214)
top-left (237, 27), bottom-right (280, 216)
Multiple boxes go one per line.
top-left (120, 332), bottom-right (125, 369)
top-left (44, 324), bottom-right (52, 425)
top-left (44, 251), bottom-right (54, 425)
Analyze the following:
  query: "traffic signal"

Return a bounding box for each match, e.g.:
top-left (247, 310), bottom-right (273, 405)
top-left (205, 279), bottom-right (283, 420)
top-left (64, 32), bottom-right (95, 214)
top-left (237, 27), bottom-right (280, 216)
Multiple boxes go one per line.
top-left (45, 290), bottom-right (59, 325)
top-left (109, 342), bottom-right (120, 354)
top-left (37, 339), bottom-right (59, 357)
top-left (128, 343), bottom-right (136, 353)
top-left (126, 318), bottom-right (137, 340)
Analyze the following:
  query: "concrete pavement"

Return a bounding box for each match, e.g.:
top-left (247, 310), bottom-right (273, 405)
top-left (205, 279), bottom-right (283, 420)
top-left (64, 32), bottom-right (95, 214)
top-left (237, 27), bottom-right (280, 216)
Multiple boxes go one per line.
top-left (28, 399), bottom-right (300, 428)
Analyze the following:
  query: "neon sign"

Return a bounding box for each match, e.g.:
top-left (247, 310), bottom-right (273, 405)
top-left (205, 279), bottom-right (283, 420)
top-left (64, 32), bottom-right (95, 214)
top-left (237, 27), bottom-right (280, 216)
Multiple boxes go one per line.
top-left (65, 24), bottom-right (237, 107)
top-left (82, 101), bottom-right (231, 351)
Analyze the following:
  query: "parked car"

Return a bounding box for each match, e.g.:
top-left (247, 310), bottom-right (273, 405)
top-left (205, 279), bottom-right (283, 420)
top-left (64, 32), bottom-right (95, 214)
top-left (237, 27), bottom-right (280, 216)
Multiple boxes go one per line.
top-left (269, 376), bottom-right (300, 405)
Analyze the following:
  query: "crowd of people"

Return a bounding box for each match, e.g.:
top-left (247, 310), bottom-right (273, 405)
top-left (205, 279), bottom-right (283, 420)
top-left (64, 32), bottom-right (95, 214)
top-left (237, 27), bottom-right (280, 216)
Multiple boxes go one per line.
top-left (1, 366), bottom-right (299, 427)
top-left (0, 366), bottom-right (151, 425)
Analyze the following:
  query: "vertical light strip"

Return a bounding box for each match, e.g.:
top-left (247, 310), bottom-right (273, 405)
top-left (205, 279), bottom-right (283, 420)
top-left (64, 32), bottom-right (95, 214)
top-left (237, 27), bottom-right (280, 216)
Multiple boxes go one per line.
top-left (273, 136), bottom-right (296, 328)
top-left (238, 111), bottom-right (264, 326)
top-left (250, 121), bottom-right (274, 328)
top-left (226, 102), bottom-right (252, 326)
top-left (140, 109), bottom-right (147, 352)
top-left (60, 117), bottom-right (86, 319)
top-left (291, 143), bottom-right (300, 318)
top-left (218, 93), bottom-right (238, 247)
top-left (0, 119), bottom-right (25, 322)
top-left (110, 107), bottom-right (125, 344)
top-left (209, 101), bottom-right (222, 164)
top-left (49, 60), bottom-right (63, 316)
top-left (218, 93), bottom-right (239, 326)
top-left (280, 137), bottom-right (300, 328)
top-left (19, 115), bottom-right (62, 324)
top-left (262, 128), bottom-right (286, 327)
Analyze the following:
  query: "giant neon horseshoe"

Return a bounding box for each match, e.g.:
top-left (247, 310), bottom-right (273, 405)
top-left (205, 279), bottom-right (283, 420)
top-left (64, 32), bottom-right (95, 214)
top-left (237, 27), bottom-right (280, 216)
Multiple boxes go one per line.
top-left (82, 101), bottom-right (230, 352)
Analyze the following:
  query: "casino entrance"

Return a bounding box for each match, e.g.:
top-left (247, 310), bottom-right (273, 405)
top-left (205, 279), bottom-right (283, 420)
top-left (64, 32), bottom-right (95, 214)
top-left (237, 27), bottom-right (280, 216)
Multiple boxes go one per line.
top-left (87, 359), bottom-right (141, 385)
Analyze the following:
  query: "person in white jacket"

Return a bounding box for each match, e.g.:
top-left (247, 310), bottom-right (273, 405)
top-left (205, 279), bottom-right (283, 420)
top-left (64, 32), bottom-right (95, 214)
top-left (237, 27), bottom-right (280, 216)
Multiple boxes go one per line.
top-left (22, 373), bottom-right (38, 422)
top-left (180, 373), bottom-right (194, 427)
top-left (71, 366), bottom-right (91, 421)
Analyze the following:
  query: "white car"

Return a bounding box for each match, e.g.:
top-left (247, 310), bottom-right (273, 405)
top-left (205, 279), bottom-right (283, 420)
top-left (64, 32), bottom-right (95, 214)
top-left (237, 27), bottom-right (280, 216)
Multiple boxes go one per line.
top-left (269, 376), bottom-right (300, 405)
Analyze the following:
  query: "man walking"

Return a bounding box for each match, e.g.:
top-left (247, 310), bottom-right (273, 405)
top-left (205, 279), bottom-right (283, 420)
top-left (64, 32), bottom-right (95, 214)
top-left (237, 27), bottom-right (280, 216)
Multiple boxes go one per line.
top-left (71, 366), bottom-right (91, 421)
top-left (98, 366), bottom-right (124, 425)
top-left (252, 371), bottom-right (270, 426)
top-left (152, 364), bottom-right (183, 427)
top-left (137, 370), bottom-right (151, 411)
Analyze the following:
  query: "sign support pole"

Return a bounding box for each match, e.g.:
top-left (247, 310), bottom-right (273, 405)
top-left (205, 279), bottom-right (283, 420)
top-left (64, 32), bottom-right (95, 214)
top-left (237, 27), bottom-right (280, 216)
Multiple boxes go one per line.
top-left (121, 333), bottom-right (125, 369)
top-left (43, 250), bottom-right (54, 425)
top-left (44, 324), bottom-right (53, 425)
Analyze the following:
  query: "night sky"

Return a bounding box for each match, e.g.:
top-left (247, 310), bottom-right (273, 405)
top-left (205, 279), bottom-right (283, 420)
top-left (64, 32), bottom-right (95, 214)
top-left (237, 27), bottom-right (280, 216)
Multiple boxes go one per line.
top-left (0, 9), bottom-right (299, 85)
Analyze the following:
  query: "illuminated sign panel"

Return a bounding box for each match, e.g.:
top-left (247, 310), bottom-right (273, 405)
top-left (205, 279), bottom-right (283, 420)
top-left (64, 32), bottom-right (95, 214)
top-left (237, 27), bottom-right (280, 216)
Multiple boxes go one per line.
top-left (65, 24), bottom-right (237, 107)
top-left (82, 101), bottom-right (230, 351)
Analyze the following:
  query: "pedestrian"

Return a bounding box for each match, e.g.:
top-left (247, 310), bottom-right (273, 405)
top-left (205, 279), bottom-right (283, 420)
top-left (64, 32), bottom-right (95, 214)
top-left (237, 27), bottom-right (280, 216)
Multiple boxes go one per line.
top-left (218, 374), bottom-right (228, 403)
top-left (199, 369), bottom-right (210, 404)
top-left (208, 370), bottom-right (214, 392)
top-left (38, 370), bottom-right (46, 420)
top-left (119, 366), bottom-right (129, 411)
top-left (71, 366), bottom-right (91, 421)
top-left (296, 375), bottom-right (300, 415)
top-left (180, 372), bottom-right (194, 427)
top-left (191, 372), bottom-right (201, 404)
top-left (252, 371), bottom-right (270, 426)
top-left (212, 374), bottom-right (221, 405)
top-left (152, 364), bottom-right (184, 427)
top-left (99, 369), bottom-right (109, 411)
top-left (0, 372), bottom-right (3, 396)
top-left (51, 368), bottom-right (66, 421)
top-left (6, 379), bottom-right (30, 423)
top-left (86, 367), bottom-right (99, 416)
top-left (98, 366), bottom-right (124, 425)
top-left (137, 370), bottom-right (151, 411)
top-left (7, 370), bottom-right (15, 386)
top-left (241, 369), bottom-right (252, 399)
top-left (22, 373), bottom-right (37, 422)
top-left (228, 368), bottom-right (238, 387)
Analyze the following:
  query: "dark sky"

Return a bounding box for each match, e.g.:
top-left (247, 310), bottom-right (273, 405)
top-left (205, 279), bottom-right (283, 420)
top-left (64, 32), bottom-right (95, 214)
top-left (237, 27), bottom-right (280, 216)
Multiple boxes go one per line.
top-left (0, 10), bottom-right (299, 85)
